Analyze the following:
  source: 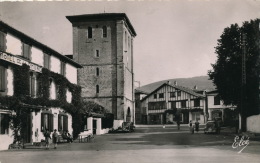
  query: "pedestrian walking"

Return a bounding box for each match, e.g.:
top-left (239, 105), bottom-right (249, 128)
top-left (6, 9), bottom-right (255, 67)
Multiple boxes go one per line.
top-left (189, 120), bottom-right (194, 134)
top-left (52, 129), bottom-right (58, 149)
top-left (177, 120), bottom-right (180, 130)
top-left (195, 120), bottom-right (199, 132)
top-left (44, 129), bottom-right (51, 149)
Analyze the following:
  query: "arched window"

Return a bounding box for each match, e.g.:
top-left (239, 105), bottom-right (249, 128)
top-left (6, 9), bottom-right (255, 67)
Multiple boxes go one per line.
top-left (96, 67), bottom-right (99, 76)
top-left (102, 26), bottom-right (107, 38)
top-left (88, 27), bottom-right (92, 38)
top-left (96, 85), bottom-right (99, 94)
top-left (127, 107), bottom-right (131, 116)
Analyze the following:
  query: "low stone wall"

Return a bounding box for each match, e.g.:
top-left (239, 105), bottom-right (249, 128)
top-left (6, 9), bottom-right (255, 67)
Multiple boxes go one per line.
top-left (113, 120), bottom-right (124, 129)
top-left (247, 114), bottom-right (260, 133)
top-left (0, 134), bottom-right (13, 151)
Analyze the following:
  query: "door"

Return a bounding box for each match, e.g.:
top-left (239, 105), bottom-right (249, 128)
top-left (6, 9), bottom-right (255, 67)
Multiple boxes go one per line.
top-left (23, 113), bottom-right (32, 143)
top-left (93, 120), bottom-right (97, 135)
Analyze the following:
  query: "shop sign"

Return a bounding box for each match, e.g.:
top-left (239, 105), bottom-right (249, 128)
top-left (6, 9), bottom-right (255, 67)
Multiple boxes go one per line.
top-left (0, 51), bottom-right (42, 72)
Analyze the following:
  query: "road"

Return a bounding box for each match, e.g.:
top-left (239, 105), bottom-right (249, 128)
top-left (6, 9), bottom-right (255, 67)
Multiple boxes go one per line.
top-left (0, 125), bottom-right (260, 163)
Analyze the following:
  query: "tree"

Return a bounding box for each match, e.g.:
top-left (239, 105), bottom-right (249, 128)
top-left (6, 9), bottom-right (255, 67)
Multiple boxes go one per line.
top-left (208, 19), bottom-right (260, 132)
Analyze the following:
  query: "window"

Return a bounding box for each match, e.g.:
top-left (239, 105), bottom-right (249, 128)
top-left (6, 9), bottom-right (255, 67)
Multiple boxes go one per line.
top-left (22, 43), bottom-right (31, 60)
top-left (0, 113), bottom-right (9, 134)
top-left (88, 27), bottom-right (92, 38)
top-left (181, 101), bottom-right (186, 108)
top-left (41, 112), bottom-right (53, 132)
top-left (29, 72), bottom-right (36, 98)
top-left (148, 102), bottom-right (166, 110)
top-left (214, 95), bottom-right (221, 105)
top-left (44, 53), bottom-right (50, 69)
top-left (36, 76), bottom-right (42, 97)
top-left (194, 99), bottom-right (200, 107)
top-left (58, 114), bottom-right (68, 132)
top-left (96, 85), bottom-right (99, 94)
top-left (96, 67), bottom-right (99, 76)
top-left (171, 101), bottom-right (176, 108)
top-left (60, 61), bottom-right (66, 76)
top-left (192, 112), bottom-right (200, 121)
top-left (0, 31), bottom-right (6, 51)
top-left (0, 66), bottom-right (6, 92)
top-left (177, 91), bottom-right (181, 96)
top-left (102, 26), bottom-right (107, 38)
top-left (154, 94), bottom-right (157, 99)
top-left (170, 92), bottom-right (176, 98)
top-left (159, 93), bottom-right (164, 98)
top-left (96, 50), bottom-right (100, 58)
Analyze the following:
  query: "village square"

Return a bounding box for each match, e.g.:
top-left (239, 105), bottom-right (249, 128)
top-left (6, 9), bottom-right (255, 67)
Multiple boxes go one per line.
top-left (0, 1), bottom-right (260, 163)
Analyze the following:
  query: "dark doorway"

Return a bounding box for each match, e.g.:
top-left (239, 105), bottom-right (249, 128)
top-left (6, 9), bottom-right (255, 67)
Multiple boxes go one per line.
top-left (93, 119), bottom-right (97, 135)
top-left (126, 107), bottom-right (131, 122)
top-left (23, 113), bottom-right (32, 143)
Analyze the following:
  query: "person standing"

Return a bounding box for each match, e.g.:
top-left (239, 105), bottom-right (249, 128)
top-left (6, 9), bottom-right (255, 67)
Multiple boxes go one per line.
top-left (44, 129), bottom-right (51, 150)
top-left (195, 120), bottom-right (200, 132)
top-left (66, 130), bottom-right (73, 143)
top-left (52, 129), bottom-right (58, 149)
top-left (177, 120), bottom-right (180, 130)
top-left (189, 120), bottom-right (194, 134)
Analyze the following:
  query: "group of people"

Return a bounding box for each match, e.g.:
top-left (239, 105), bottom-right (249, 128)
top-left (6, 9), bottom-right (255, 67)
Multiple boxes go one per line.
top-left (189, 120), bottom-right (200, 134)
top-left (44, 129), bottom-right (73, 150)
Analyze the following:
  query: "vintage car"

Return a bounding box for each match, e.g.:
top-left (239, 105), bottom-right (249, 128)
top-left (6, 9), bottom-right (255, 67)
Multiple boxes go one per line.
top-left (204, 120), bottom-right (218, 134)
top-left (122, 122), bottom-right (135, 132)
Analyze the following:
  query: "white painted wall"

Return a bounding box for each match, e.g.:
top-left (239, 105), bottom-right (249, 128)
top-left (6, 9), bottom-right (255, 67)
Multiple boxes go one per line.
top-left (66, 63), bottom-right (77, 84)
top-left (247, 114), bottom-right (260, 133)
top-left (50, 55), bottom-right (60, 74)
top-left (95, 118), bottom-right (102, 135)
top-left (31, 46), bottom-right (44, 66)
top-left (6, 34), bottom-right (22, 56)
top-left (6, 67), bottom-right (13, 96)
top-left (0, 133), bottom-right (13, 151)
top-left (0, 112), bottom-right (13, 150)
top-left (113, 120), bottom-right (123, 129)
top-left (49, 81), bottom-right (56, 100)
top-left (32, 107), bottom-right (73, 143)
top-left (66, 90), bottom-right (72, 103)
top-left (208, 95), bottom-right (227, 109)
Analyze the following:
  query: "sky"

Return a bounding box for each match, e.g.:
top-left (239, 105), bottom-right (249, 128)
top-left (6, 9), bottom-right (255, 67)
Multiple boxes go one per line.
top-left (0, 0), bottom-right (260, 86)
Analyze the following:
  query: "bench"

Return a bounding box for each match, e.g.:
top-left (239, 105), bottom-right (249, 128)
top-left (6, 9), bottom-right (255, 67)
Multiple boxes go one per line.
top-left (57, 135), bottom-right (68, 143)
top-left (78, 133), bottom-right (94, 143)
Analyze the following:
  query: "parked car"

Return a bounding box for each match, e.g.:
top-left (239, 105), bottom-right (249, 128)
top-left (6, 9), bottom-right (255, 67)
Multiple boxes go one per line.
top-left (204, 120), bottom-right (218, 134)
top-left (122, 122), bottom-right (135, 132)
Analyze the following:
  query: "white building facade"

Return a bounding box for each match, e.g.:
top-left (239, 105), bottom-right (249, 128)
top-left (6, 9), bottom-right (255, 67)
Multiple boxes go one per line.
top-left (0, 21), bottom-right (82, 150)
top-left (141, 82), bottom-right (206, 125)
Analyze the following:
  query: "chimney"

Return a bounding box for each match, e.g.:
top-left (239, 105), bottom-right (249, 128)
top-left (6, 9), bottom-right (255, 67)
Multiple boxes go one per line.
top-left (167, 81), bottom-right (171, 84)
top-left (174, 81), bottom-right (177, 86)
top-left (194, 85), bottom-right (198, 90)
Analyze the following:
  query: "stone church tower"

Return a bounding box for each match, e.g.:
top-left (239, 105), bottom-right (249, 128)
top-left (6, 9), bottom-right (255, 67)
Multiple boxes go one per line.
top-left (66, 13), bottom-right (136, 122)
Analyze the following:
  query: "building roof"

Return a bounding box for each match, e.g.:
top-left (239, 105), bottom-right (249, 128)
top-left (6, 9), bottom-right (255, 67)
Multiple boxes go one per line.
top-left (205, 89), bottom-right (218, 95)
top-left (135, 89), bottom-right (149, 95)
top-left (66, 13), bottom-right (137, 37)
top-left (0, 21), bottom-right (82, 68)
top-left (141, 82), bottom-right (205, 101)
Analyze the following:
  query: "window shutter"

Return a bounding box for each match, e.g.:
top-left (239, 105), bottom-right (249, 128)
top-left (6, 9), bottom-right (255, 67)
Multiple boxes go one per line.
top-left (0, 32), bottom-right (5, 51)
top-left (31, 76), bottom-right (36, 97)
top-left (88, 27), bottom-right (92, 38)
top-left (58, 114), bottom-right (61, 131)
top-left (44, 53), bottom-right (50, 69)
top-left (64, 115), bottom-right (68, 131)
top-left (0, 66), bottom-right (6, 92)
top-left (49, 114), bottom-right (53, 132)
top-left (41, 113), bottom-right (44, 132)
